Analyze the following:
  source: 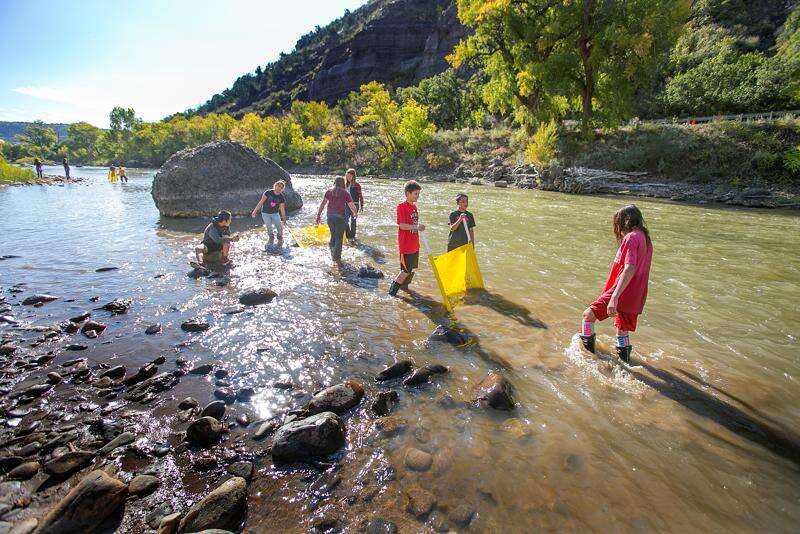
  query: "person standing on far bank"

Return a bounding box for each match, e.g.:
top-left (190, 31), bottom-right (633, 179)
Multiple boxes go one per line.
top-left (344, 168), bottom-right (364, 244)
top-left (316, 176), bottom-right (358, 262)
top-left (34, 158), bottom-right (43, 179)
top-left (62, 157), bottom-right (70, 179)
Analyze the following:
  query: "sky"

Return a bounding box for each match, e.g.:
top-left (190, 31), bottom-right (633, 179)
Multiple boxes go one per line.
top-left (0, 0), bottom-right (368, 127)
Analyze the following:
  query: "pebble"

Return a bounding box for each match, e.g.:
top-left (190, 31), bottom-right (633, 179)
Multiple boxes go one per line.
top-left (145, 324), bottom-right (162, 335)
top-left (405, 486), bottom-right (436, 518)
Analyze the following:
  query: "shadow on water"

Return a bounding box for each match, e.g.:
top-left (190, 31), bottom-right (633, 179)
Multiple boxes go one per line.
top-left (354, 241), bottom-right (387, 265)
top-left (401, 289), bottom-right (514, 370)
top-left (157, 216), bottom-right (264, 234)
top-left (620, 358), bottom-right (800, 469)
top-left (463, 289), bottom-right (548, 330)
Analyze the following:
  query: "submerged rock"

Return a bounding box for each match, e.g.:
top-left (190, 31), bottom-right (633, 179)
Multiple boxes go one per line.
top-left (375, 360), bottom-right (413, 382)
top-left (306, 381), bottom-right (364, 415)
top-left (271, 412), bottom-right (346, 462)
top-left (201, 400), bottom-right (226, 420)
top-left (81, 320), bottom-right (106, 336)
top-left (404, 448), bottom-right (433, 472)
top-left (34, 470), bottom-right (127, 533)
top-left (177, 476), bottom-right (248, 533)
top-left (129, 474), bottom-right (160, 496)
top-left (181, 320), bottom-right (210, 333)
top-left (402, 365), bottom-right (448, 387)
top-left (22, 294), bottom-right (58, 306)
top-left (97, 299), bottom-right (130, 314)
top-left (357, 265), bottom-right (384, 279)
top-left (473, 372), bottom-right (515, 411)
top-left (186, 417), bottom-right (223, 448)
top-left (371, 391), bottom-right (399, 416)
top-left (238, 288), bottom-right (277, 306)
top-left (43, 450), bottom-right (94, 478)
top-left (429, 325), bottom-right (468, 345)
top-left (151, 140), bottom-right (302, 217)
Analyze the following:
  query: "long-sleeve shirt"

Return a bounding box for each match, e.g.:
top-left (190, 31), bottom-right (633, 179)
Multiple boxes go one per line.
top-left (202, 222), bottom-right (232, 246)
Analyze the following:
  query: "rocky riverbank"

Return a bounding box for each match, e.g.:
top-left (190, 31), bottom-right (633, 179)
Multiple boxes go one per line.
top-left (288, 163), bottom-right (800, 210)
top-left (0, 261), bottom-right (517, 533)
top-left (0, 175), bottom-right (83, 188)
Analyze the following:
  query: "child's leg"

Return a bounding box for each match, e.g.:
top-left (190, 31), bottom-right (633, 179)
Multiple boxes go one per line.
top-left (222, 242), bottom-right (231, 259)
top-left (580, 308), bottom-right (598, 353)
top-left (614, 313), bottom-right (636, 363)
top-left (195, 245), bottom-right (206, 265)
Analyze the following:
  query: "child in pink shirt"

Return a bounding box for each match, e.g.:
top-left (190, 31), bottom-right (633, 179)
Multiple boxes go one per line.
top-left (580, 205), bottom-right (653, 363)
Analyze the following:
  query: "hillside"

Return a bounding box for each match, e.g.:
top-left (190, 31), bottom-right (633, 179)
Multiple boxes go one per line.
top-left (0, 121), bottom-right (69, 143)
top-left (193, 0), bottom-right (467, 117)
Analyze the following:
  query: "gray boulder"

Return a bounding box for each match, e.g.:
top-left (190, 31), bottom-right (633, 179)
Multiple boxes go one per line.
top-left (306, 381), bottom-right (364, 416)
top-left (271, 412), bottom-right (345, 462)
top-left (177, 477), bottom-right (247, 533)
top-left (151, 140), bottom-right (302, 217)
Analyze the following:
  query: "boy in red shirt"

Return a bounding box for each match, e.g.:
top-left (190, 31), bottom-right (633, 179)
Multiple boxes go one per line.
top-left (580, 205), bottom-right (653, 363)
top-left (389, 181), bottom-right (425, 296)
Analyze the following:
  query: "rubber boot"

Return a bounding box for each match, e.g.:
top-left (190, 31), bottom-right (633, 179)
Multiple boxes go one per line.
top-left (388, 281), bottom-right (400, 296)
top-left (616, 344), bottom-right (632, 364)
top-left (579, 333), bottom-right (596, 353)
top-left (399, 271), bottom-right (415, 290)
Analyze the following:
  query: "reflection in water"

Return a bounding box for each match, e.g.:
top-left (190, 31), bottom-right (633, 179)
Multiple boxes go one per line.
top-left (1, 166), bottom-right (799, 532)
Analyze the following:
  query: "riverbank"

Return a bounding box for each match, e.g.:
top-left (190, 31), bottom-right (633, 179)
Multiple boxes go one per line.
top-left (0, 174), bottom-right (83, 188)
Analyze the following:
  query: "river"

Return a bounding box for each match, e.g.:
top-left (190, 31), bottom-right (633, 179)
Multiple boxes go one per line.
top-left (1, 165), bottom-right (799, 532)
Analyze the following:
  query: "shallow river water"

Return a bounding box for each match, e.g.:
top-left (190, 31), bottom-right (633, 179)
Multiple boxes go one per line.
top-left (1, 166), bottom-right (799, 532)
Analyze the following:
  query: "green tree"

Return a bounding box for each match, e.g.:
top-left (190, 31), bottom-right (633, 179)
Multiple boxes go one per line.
top-left (398, 69), bottom-right (485, 129)
top-left (450, 0), bottom-right (690, 135)
top-left (398, 99), bottom-right (436, 157)
top-left (65, 122), bottom-right (103, 162)
top-left (15, 120), bottom-right (58, 154)
top-left (291, 100), bottom-right (331, 138)
top-left (356, 81), bottom-right (400, 160)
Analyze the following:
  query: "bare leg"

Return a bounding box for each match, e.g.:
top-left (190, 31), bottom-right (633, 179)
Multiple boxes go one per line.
top-left (194, 245), bottom-right (206, 265)
top-left (580, 308), bottom-right (597, 353)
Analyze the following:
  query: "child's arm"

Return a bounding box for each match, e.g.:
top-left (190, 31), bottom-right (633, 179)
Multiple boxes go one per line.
top-left (448, 214), bottom-right (465, 232)
top-left (279, 202), bottom-right (286, 223)
top-left (315, 198), bottom-right (328, 224)
top-left (608, 264), bottom-right (637, 316)
top-left (251, 194), bottom-right (267, 217)
top-left (398, 222), bottom-right (425, 232)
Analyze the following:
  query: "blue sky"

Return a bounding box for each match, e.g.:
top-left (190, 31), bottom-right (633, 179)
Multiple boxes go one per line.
top-left (0, 0), bottom-right (368, 127)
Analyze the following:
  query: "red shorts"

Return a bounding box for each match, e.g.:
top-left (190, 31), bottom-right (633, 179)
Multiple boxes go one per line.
top-left (589, 292), bottom-right (638, 332)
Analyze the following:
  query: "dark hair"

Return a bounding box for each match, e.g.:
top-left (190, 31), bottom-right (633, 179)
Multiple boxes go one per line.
top-left (213, 210), bottom-right (232, 223)
top-left (455, 193), bottom-right (468, 202)
top-left (613, 205), bottom-right (650, 245)
top-left (333, 176), bottom-right (346, 189)
top-left (404, 180), bottom-right (421, 194)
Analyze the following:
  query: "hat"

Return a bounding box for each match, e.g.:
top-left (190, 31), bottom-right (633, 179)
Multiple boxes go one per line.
top-left (212, 210), bottom-right (232, 223)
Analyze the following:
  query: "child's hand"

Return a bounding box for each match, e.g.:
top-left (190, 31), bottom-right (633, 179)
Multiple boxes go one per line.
top-left (607, 296), bottom-right (618, 316)
top-left (251, 211), bottom-right (257, 218)
top-left (417, 223), bottom-right (426, 232)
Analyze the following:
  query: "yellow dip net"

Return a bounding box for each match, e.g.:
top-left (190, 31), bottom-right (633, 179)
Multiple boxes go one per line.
top-left (428, 242), bottom-right (484, 312)
top-left (288, 224), bottom-right (330, 248)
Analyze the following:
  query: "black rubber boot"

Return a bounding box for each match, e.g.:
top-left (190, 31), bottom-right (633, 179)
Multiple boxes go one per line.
top-left (388, 281), bottom-right (400, 296)
top-left (616, 345), bottom-right (632, 364)
top-left (399, 271), bottom-right (414, 290)
top-left (579, 333), bottom-right (596, 353)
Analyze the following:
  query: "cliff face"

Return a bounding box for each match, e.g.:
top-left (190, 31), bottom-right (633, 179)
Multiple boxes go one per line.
top-left (194, 0), bottom-right (468, 116)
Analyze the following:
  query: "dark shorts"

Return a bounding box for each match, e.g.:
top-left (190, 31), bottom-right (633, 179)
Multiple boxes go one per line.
top-left (589, 291), bottom-right (638, 332)
top-left (400, 252), bottom-right (419, 273)
top-left (202, 239), bottom-right (223, 254)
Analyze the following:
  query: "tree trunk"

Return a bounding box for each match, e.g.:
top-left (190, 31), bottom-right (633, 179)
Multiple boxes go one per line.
top-left (578, 0), bottom-right (595, 138)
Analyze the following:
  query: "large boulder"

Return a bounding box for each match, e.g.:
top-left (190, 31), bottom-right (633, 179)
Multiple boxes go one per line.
top-left (177, 477), bottom-right (248, 533)
top-left (151, 141), bottom-right (302, 217)
top-left (271, 412), bottom-right (346, 462)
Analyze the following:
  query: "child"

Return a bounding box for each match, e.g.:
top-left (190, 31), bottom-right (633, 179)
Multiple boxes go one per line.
top-left (251, 180), bottom-right (287, 248)
top-left (579, 205), bottom-right (653, 363)
top-left (389, 180), bottom-right (425, 296)
top-left (447, 193), bottom-right (476, 251)
top-left (344, 168), bottom-right (364, 243)
top-left (118, 164), bottom-right (128, 183)
top-left (194, 210), bottom-right (241, 268)
top-left (315, 176), bottom-right (358, 262)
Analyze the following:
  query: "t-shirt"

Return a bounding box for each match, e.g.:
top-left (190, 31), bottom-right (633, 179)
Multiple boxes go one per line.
top-left (202, 222), bottom-right (231, 246)
top-left (261, 190), bottom-right (286, 214)
top-left (324, 188), bottom-right (353, 217)
top-left (396, 201), bottom-right (419, 254)
top-left (447, 210), bottom-right (476, 251)
top-left (600, 229), bottom-right (653, 314)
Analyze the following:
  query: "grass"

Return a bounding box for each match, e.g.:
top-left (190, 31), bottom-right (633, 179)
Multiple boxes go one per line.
top-left (0, 154), bottom-right (36, 184)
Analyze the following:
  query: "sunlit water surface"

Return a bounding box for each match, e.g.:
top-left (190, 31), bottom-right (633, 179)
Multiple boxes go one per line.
top-left (1, 166), bottom-right (799, 532)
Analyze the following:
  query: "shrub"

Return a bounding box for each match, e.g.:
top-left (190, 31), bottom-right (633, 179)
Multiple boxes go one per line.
top-left (525, 120), bottom-right (559, 168)
top-left (398, 98), bottom-right (436, 157)
top-left (0, 154), bottom-right (36, 183)
top-left (785, 145), bottom-right (800, 173)
top-left (426, 153), bottom-right (453, 170)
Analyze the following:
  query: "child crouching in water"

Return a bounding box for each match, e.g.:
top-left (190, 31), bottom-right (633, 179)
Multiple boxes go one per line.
top-left (580, 205), bottom-right (653, 363)
top-left (194, 210), bottom-right (241, 268)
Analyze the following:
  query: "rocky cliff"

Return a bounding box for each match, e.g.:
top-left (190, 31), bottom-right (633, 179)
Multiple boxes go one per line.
top-left (193, 0), bottom-right (468, 117)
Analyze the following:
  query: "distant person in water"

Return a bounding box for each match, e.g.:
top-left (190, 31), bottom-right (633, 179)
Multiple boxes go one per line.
top-left (62, 157), bottom-right (70, 179)
top-left (108, 165), bottom-right (117, 183)
top-left (447, 193), bottom-right (475, 251)
top-left (579, 205), bottom-right (653, 363)
top-left (33, 158), bottom-right (43, 179)
top-left (118, 164), bottom-right (127, 182)
top-left (194, 210), bottom-right (241, 268)
top-left (315, 176), bottom-right (358, 262)
top-left (344, 168), bottom-right (364, 244)
top-left (251, 180), bottom-right (287, 248)
top-left (389, 180), bottom-right (424, 296)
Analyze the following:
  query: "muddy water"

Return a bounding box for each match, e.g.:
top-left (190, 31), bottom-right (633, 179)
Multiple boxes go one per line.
top-left (2, 166), bottom-right (799, 532)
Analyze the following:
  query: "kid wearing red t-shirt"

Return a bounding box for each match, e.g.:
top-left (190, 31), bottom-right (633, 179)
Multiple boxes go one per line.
top-left (580, 205), bottom-right (653, 363)
top-left (389, 180), bottom-right (425, 296)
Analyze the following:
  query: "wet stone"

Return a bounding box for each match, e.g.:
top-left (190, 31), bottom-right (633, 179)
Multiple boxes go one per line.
top-left (69, 312), bottom-right (91, 323)
top-left (64, 344), bottom-right (88, 351)
top-left (181, 320), bottom-right (210, 333)
top-left (189, 364), bottom-right (213, 375)
top-left (226, 461), bottom-right (253, 481)
top-left (236, 414), bottom-right (250, 427)
top-left (214, 387), bottom-right (236, 404)
top-left (129, 474), bottom-right (160, 496)
top-left (371, 390), bottom-right (399, 416)
top-left (404, 447), bottom-right (433, 472)
top-left (253, 420), bottom-right (279, 440)
top-left (201, 400), bottom-right (226, 420)
top-left (99, 431), bottom-right (136, 455)
top-left (375, 359), bottom-right (413, 382)
top-left (46, 372), bottom-right (62, 384)
top-left (179, 397), bottom-right (199, 410)
top-left (238, 288), bottom-right (277, 306)
top-left (448, 504), bottom-right (476, 527)
top-left (214, 369), bottom-right (228, 379)
top-left (145, 323), bottom-right (162, 335)
top-left (43, 450), bottom-right (95, 478)
top-left (186, 416), bottom-right (223, 447)
top-left (364, 519), bottom-right (398, 534)
top-left (192, 456), bottom-right (218, 471)
top-left (306, 381), bottom-right (365, 416)
top-left (235, 387), bottom-right (255, 402)
top-left (8, 461), bottom-right (40, 480)
top-left (405, 486), bottom-right (436, 518)
top-left (177, 476), bottom-right (248, 533)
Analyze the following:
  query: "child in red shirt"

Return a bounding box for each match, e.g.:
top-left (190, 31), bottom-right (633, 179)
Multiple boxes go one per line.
top-left (389, 180), bottom-right (425, 296)
top-left (580, 205), bottom-right (653, 363)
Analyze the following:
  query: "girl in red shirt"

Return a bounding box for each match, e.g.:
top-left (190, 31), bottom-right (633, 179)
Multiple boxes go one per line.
top-left (580, 205), bottom-right (653, 363)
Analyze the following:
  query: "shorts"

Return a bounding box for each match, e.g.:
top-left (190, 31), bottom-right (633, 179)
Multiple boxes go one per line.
top-left (202, 239), bottom-right (223, 254)
top-left (589, 292), bottom-right (638, 332)
top-left (400, 252), bottom-right (419, 273)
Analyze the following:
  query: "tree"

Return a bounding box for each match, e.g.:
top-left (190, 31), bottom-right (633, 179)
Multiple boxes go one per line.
top-left (356, 81), bottom-right (400, 160)
top-left (291, 100), bottom-right (332, 138)
top-left (65, 122), bottom-right (103, 162)
top-left (398, 99), bottom-right (436, 157)
top-left (15, 120), bottom-right (58, 154)
top-left (109, 107), bottom-right (136, 132)
top-left (398, 69), bottom-right (485, 129)
top-left (450, 0), bottom-right (690, 136)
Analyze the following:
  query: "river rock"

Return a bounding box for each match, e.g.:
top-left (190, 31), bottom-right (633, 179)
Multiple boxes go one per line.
top-left (0, 343), bottom-right (17, 356)
top-left (375, 360), bottom-right (413, 382)
top-left (100, 365), bottom-right (125, 380)
top-left (306, 381), bottom-right (364, 415)
top-left (201, 400), bottom-right (226, 420)
top-left (64, 344), bottom-right (88, 351)
top-left (429, 325), bottom-right (468, 345)
top-left (81, 321), bottom-right (106, 336)
top-left (404, 448), bottom-right (433, 471)
top-left (95, 266), bottom-right (118, 272)
top-left (99, 431), bottom-right (135, 455)
top-left (157, 513), bottom-right (181, 534)
top-left (7, 461), bottom-right (40, 480)
top-left (0, 456), bottom-right (23, 474)
top-left (473, 372), bottom-right (515, 411)
top-left (363, 519), bottom-right (398, 534)
top-left (177, 476), bottom-right (248, 533)
top-left (145, 324), bottom-right (162, 335)
top-left (402, 365), bottom-right (448, 387)
top-left (123, 364), bottom-right (157, 386)
top-left (357, 266), bottom-right (384, 279)
top-left (271, 412), bottom-right (346, 462)
top-left (189, 363), bottom-right (213, 375)
top-left (214, 388), bottom-right (236, 404)
top-left (226, 461), bottom-right (253, 481)
top-left (22, 295), bottom-right (58, 306)
top-left (151, 140), bottom-right (302, 217)
top-left (186, 417), bottom-right (223, 447)
top-left (235, 387), bottom-right (255, 402)
top-left (238, 289), bottom-right (277, 306)
top-left (181, 320), bottom-right (210, 333)
top-left (69, 312), bottom-right (90, 323)
top-left (253, 420), bottom-right (279, 440)
top-left (129, 474), bottom-right (160, 496)
top-left (405, 486), bottom-right (436, 518)
top-left (62, 322), bottom-right (80, 334)
top-left (33, 470), bottom-right (127, 533)
top-left (371, 391), bottom-right (399, 416)
top-left (43, 450), bottom-right (94, 478)
top-left (97, 299), bottom-right (130, 314)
